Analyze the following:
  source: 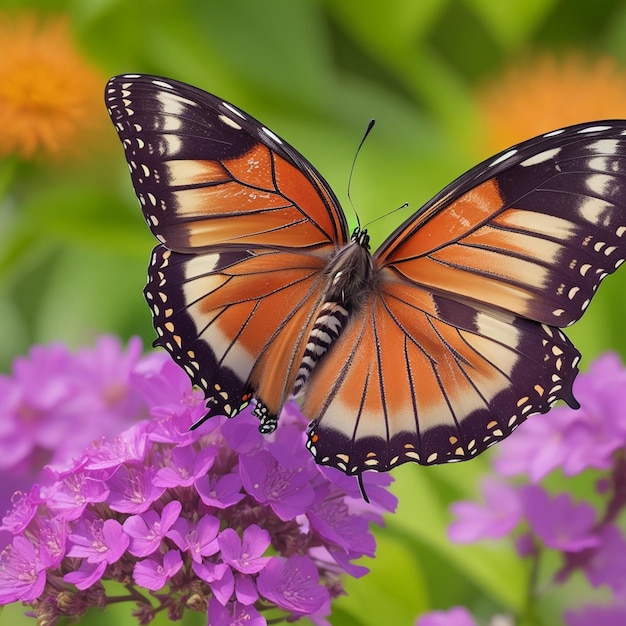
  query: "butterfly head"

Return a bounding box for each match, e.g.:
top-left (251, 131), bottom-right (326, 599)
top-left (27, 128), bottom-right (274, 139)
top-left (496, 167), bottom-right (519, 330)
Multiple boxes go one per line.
top-left (351, 227), bottom-right (371, 251)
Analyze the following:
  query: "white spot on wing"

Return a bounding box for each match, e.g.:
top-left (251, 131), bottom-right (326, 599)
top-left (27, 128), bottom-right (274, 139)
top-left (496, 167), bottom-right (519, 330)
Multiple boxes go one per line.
top-left (589, 139), bottom-right (620, 155)
top-left (520, 147), bottom-right (561, 167)
top-left (222, 102), bottom-right (246, 120)
top-left (579, 125), bottom-right (611, 134)
top-left (577, 197), bottom-right (611, 225)
top-left (162, 134), bottom-right (182, 155)
top-left (152, 79), bottom-right (173, 89)
top-left (156, 91), bottom-right (197, 116)
top-left (490, 149), bottom-right (517, 167)
top-left (219, 114), bottom-right (242, 130)
top-left (261, 126), bottom-right (282, 144)
top-left (585, 174), bottom-right (611, 196)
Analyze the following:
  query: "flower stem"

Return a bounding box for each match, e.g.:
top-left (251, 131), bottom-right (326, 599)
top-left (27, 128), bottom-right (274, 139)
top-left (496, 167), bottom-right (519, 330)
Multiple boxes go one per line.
top-left (520, 544), bottom-right (549, 626)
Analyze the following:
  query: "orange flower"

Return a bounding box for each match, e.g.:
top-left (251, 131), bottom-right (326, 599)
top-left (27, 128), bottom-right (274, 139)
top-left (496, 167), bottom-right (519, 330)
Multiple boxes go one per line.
top-left (476, 54), bottom-right (626, 156)
top-left (0, 13), bottom-right (104, 161)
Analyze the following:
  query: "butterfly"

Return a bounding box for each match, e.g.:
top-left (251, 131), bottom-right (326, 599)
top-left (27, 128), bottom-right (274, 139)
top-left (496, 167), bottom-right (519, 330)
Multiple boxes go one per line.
top-left (106, 74), bottom-right (626, 477)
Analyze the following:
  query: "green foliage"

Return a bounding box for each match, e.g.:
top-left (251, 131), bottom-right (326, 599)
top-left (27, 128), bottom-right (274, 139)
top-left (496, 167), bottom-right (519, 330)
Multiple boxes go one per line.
top-left (4, 0), bottom-right (626, 624)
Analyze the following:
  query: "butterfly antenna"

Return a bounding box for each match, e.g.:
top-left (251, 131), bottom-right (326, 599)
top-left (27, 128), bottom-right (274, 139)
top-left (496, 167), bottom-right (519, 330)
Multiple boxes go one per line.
top-left (363, 201), bottom-right (410, 229)
top-left (348, 119), bottom-right (376, 231)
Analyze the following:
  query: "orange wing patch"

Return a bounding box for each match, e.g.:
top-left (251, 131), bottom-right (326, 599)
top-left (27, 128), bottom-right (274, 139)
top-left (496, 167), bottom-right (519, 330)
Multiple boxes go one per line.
top-left (384, 179), bottom-right (505, 259)
top-left (379, 174), bottom-right (613, 326)
top-left (155, 145), bottom-right (345, 252)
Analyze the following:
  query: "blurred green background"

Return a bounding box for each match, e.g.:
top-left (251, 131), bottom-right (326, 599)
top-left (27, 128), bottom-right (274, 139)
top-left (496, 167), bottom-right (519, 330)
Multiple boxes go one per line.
top-left (3, 0), bottom-right (626, 624)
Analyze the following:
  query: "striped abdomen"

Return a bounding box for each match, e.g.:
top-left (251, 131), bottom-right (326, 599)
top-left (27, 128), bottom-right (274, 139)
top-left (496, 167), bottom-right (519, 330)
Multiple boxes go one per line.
top-left (293, 302), bottom-right (349, 396)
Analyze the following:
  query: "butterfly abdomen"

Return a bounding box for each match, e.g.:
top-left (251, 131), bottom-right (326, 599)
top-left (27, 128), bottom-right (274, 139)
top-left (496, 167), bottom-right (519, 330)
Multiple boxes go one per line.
top-left (293, 301), bottom-right (349, 396)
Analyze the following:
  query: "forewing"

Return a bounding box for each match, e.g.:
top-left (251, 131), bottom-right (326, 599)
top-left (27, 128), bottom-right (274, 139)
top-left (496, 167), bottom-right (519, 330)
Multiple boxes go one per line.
top-left (105, 74), bottom-right (349, 252)
top-left (377, 121), bottom-right (626, 327)
top-left (105, 74), bottom-right (352, 418)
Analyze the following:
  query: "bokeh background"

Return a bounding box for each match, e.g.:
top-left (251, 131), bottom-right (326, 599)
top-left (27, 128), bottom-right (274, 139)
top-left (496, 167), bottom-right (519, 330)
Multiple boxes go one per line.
top-left (3, 0), bottom-right (626, 624)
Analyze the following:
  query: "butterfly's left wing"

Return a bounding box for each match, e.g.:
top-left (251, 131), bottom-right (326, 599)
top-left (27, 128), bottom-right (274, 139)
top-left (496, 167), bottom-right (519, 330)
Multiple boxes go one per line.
top-left (105, 75), bottom-right (350, 420)
top-left (305, 121), bottom-right (626, 475)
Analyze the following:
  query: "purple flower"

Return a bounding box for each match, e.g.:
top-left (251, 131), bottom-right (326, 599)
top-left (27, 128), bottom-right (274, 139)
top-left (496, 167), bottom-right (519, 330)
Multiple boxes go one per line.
top-left (583, 525), bottom-right (626, 593)
top-left (195, 472), bottom-right (245, 509)
top-left (307, 485), bottom-right (376, 557)
top-left (199, 563), bottom-right (234, 605)
top-left (415, 606), bottom-right (477, 626)
top-left (318, 464), bottom-right (396, 514)
top-left (234, 573), bottom-right (258, 605)
top-left (73, 335), bottom-right (146, 428)
top-left (107, 463), bottom-right (165, 514)
top-left (239, 449), bottom-right (315, 520)
top-left (24, 509), bottom-right (66, 569)
top-left (443, 354), bottom-right (626, 626)
top-left (152, 444), bottom-right (217, 488)
top-left (133, 353), bottom-right (208, 430)
top-left (0, 337), bottom-right (148, 521)
top-left (220, 409), bottom-right (265, 454)
top-left (167, 514), bottom-right (220, 563)
top-left (193, 559), bottom-right (230, 587)
top-left (64, 517), bottom-right (130, 589)
top-left (218, 525), bottom-right (271, 574)
top-left (63, 561), bottom-right (108, 590)
top-left (1, 485), bottom-right (40, 536)
top-left (448, 479), bottom-right (522, 543)
top-left (133, 550), bottom-right (183, 591)
top-left (66, 517), bottom-right (129, 563)
top-left (208, 597), bottom-right (265, 626)
top-left (495, 353), bottom-right (626, 481)
top-left (0, 537), bottom-right (49, 603)
top-left (0, 337), bottom-right (395, 624)
top-left (0, 343), bottom-right (74, 457)
top-left (123, 500), bottom-right (182, 556)
top-left (493, 410), bottom-right (570, 482)
top-left (85, 422), bottom-right (149, 470)
top-left (46, 468), bottom-right (110, 521)
top-left (521, 486), bottom-right (599, 552)
top-left (257, 554), bottom-right (330, 615)
top-left (565, 603), bottom-right (626, 626)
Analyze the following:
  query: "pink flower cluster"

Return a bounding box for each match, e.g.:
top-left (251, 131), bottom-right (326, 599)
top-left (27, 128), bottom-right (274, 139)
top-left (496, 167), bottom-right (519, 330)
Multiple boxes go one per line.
top-left (0, 336), bottom-right (147, 522)
top-left (0, 338), bottom-right (396, 625)
top-left (418, 353), bottom-right (626, 626)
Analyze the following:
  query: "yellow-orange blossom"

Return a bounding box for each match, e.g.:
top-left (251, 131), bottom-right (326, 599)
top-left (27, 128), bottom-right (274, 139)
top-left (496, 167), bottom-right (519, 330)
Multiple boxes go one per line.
top-left (0, 13), bottom-right (103, 160)
top-left (477, 55), bottom-right (626, 156)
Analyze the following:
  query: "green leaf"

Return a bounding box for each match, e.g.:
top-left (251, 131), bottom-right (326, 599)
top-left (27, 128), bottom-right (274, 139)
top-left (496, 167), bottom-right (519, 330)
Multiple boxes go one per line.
top-left (389, 465), bottom-right (527, 612)
top-left (333, 531), bottom-right (430, 624)
top-left (462, 0), bottom-right (559, 48)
